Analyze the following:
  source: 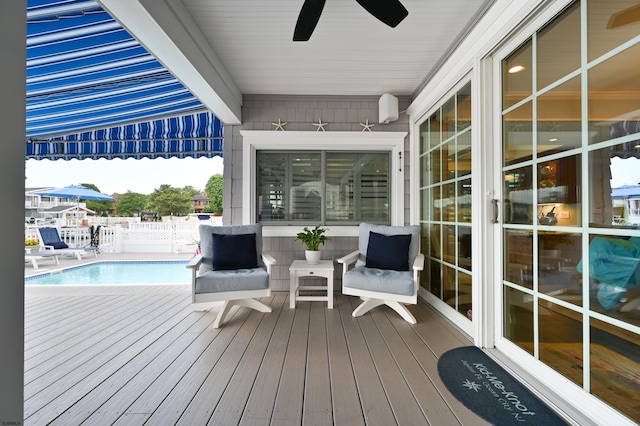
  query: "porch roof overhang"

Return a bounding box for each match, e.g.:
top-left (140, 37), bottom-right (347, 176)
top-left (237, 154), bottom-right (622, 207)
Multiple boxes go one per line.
top-left (26, 0), bottom-right (225, 161)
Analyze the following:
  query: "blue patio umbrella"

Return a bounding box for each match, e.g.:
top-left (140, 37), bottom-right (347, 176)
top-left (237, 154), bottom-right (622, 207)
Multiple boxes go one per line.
top-left (34, 185), bottom-right (115, 217)
top-left (34, 185), bottom-right (115, 202)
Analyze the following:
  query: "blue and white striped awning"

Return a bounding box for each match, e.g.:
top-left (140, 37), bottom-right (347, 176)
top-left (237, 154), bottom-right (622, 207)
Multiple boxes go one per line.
top-left (26, 0), bottom-right (223, 160)
top-left (26, 111), bottom-right (223, 160)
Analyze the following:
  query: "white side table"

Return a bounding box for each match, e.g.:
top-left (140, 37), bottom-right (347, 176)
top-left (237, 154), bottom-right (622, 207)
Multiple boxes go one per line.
top-left (289, 260), bottom-right (334, 309)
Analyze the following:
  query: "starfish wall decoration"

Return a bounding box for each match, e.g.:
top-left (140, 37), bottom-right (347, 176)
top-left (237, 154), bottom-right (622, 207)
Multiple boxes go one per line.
top-left (360, 119), bottom-right (375, 132)
top-left (312, 118), bottom-right (328, 131)
top-left (272, 118), bottom-right (287, 131)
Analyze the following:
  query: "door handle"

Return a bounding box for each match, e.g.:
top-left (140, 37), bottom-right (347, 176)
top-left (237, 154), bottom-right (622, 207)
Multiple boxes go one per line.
top-left (492, 199), bottom-right (499, 224)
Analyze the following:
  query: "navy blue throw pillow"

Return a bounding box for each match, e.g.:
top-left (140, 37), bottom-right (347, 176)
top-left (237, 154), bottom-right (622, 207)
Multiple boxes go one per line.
top-left (211, 233), bottom-right (258, 270)
top-left (51, 241), bottom-right (68, 249)
top-left (365, 231), bottom-right (411, 271)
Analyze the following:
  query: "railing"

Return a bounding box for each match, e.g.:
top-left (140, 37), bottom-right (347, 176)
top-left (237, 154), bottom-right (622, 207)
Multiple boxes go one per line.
top-left (25, 217), bottom-right (222, 254)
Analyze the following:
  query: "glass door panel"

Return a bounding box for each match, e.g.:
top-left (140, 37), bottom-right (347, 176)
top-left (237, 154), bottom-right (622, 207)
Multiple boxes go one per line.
top-left (419, 82), bottom-right (474, 321)
top-left (501, 1), bottom-right (640, 421)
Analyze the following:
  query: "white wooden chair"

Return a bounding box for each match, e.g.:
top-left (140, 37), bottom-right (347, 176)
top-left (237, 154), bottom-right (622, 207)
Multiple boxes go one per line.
top-left (338, 223), bottom-right (424, 324)
top-left (186, 223), bottom-right (276, 328)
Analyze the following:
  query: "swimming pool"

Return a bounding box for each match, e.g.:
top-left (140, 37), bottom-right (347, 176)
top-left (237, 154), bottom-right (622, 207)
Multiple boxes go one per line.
top-left (25, 261), bottom-right (190, 285)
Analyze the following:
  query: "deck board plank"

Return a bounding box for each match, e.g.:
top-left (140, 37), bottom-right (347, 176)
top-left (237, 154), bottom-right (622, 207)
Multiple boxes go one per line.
top-left (24, 297), bottom-right (194, 423)
top-left (208, 294), bottom-right (284, 425)
top-left (327, 296), bottom-right (366, 426)
top-left (25, 294), bottom-right (177, 375)
top-left (372, 307), bottom-right (466, 425)
top-left (174, 308), bottom-right (266, 424)
top-left (303, 300), bottom-right (333, 425)
top-left (354, 300), bottom-right (429, 425)
top-left (269, 301), bottom-right (310, 426)
top-left (23, 275), bottom-right (484, 425)
top-left (338, 295), bottom-right (396, 425)
top-left (238, 295), bottom-right (296, 426)
top-left (55, 309), bottom-right (217, 424)
top-left (143, 305), bottom-right (253, 425)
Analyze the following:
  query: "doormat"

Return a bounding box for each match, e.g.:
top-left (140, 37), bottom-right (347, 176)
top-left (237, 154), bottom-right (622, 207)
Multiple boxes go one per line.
top-left (438, 346), bottom-right (567, 425)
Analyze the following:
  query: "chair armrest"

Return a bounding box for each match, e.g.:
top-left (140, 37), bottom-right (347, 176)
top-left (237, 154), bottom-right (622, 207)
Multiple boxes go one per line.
top-left (337, 250), bottom-right (360, 275)
top-left (262, 253), bottom-right (276, 266)
top-left (186, 254), bottom-right (203, 269)
top-left (262, 253), bottom-right (276, 275)
top-left (413, 253), bottom-right (425, 271)
top-left (337, 250), bottom-right (359, 266)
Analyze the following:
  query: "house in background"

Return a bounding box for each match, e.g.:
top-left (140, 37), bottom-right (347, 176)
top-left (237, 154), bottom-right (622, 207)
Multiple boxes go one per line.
top-left (24, 187), bottom-right (94, 225)
top-left (612, 185), bottom-right (640, 225)
top-left (191, 192), bottom-right (210, 214)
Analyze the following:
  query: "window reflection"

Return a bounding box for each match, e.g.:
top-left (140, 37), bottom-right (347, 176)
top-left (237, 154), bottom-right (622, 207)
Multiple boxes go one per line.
top-left (420, 83), bottom-right (474, 320)
top-left (588, 0), bottom-right (640, 62)
top-left (505, 165), bottom-right (533, 225)
top-left (503, 39), bottom-right (532, 109)
top-left (539, 232), bottom-right (582, 305)
top-left (537, 77), bottom-right (582, 154)
top-left (502, 1), bottom-right (640, 420)
top-left (537, 2), bottom-right (581, 90)
top-left (589, 43), bottom-right (640, 145)
top-left (504, 286), bottom-right (534, 355)
top-left (538, 300), bottom-right (583, 386)
top-left (505, 230), bottom-right (533, 289)
top-left (589, 144), bottom-right (640, 228)
top-left (582, 234), bottom-right (640, 328)
top-left (504, 102), bottom-right (533, 166)
top-left (590, 318), bottom-right (640, 420)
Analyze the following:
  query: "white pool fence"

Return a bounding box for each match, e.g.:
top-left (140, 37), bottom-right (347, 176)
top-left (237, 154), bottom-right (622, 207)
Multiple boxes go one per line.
top-left (25, 217), bottom-right (222, 254)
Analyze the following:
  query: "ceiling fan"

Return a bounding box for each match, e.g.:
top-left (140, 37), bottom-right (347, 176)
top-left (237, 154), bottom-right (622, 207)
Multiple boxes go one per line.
top-left (293, 0), bottom-right (408, 41)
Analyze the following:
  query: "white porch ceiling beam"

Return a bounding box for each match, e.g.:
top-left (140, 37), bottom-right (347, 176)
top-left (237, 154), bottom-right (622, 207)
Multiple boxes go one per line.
top-left (98, 0), bottom-right (242, 124)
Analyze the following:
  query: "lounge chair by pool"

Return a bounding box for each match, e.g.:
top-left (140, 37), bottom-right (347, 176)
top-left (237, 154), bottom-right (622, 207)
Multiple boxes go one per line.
top-left (36, 227), bottom-right (98, 260)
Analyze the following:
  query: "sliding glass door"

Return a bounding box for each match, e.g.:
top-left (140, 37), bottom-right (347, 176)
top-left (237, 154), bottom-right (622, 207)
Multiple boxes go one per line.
top-left (500, 1), bottom-right (640, 420)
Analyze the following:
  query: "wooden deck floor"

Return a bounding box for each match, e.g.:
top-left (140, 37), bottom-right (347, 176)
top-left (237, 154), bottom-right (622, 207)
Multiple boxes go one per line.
top-left (24, 281), bottom-right (488, 425)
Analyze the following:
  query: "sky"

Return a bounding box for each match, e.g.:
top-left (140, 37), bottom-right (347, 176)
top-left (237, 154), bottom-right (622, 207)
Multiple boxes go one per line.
top-left (610, 157), bottom-right (640, 188)
top-left (24, 155), bottom-right (639, 196)
top-left (25, 156), bottom-right (223, 195)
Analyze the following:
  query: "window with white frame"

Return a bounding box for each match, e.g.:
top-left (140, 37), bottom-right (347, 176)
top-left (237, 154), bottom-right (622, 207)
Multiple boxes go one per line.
top-left (257, 151), bottom-right (390, 224)
top-left (241, 131), bottom-right (407, 226)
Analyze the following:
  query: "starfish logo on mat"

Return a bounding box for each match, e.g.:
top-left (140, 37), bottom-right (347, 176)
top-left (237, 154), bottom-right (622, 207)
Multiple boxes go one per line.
top-left (463, 379), bottom-right (482, 392)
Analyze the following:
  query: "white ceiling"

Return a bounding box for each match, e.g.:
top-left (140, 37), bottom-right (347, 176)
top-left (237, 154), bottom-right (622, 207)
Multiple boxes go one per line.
top-left (99, 0), bottom-right (494, 123)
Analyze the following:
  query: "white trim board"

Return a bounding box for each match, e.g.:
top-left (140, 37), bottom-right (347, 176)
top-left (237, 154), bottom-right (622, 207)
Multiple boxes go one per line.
top-left (240, 130), bottom-right (407, 230)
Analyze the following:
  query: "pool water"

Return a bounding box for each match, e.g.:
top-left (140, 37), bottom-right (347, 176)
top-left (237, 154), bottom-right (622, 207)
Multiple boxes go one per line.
top-left (25, 261), bottom-right (190, 285)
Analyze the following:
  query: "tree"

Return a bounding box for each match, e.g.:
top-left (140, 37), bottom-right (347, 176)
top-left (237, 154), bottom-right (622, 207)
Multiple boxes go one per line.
top-left (182, 185), bottom-right (199, 199)
top-left (147, 184), bottom-right (193, 217)
top-left (205, 174), bottom-right (224, 213)
top-left (80, 182), bottom-right (114, 215)
top-left (116, 191), bottom-right (148, 217)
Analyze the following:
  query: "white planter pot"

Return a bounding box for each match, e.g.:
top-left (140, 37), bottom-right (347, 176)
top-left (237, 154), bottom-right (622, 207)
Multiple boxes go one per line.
top-left (305, 250), bottom-right (321, 264)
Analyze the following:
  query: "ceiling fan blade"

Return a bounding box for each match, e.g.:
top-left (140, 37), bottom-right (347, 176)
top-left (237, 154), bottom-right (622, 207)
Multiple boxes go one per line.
top-left (355, 0), bottom-right (408, 28)
top-left (293, 0), bottom-right (326, 41)
top-left (607, 4), bottom-right (640, 29)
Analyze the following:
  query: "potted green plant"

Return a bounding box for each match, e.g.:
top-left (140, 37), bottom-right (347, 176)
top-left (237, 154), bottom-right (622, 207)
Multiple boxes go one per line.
top-left (295, 225), bottom-right (329, 264)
